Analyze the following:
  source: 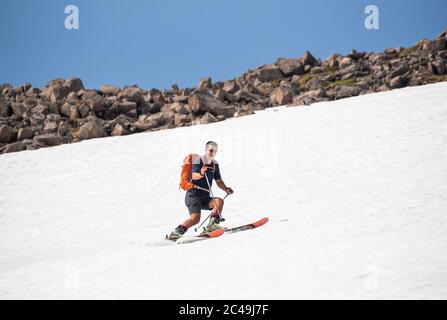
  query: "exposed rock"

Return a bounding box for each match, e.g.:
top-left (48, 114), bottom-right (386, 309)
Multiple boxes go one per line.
top-left (43, 114), bottom-right (62, 134)
top-left (174, 113), bottom-right (192, 126)
top-left (100, 84), bottom-right (120, 96)
top-left (223, 80), bottom-right (240, 94)
top-left (48, 84), bottom-right (68, 104)
top-left (60, 103), bottom-right (80, 119)
top-left (198, 77), bottom-right (212, 90)
top-left (389, 76), bottom-right (408, 89)
top-left (17, 127), bottom-right (34, 141)
top-left (200, 112), bottom-right (218, 124)
top-left (189, 93), bottom-right (236, 118)
top-left (292, 88), bottom-right (327, 106)
top-left (84, 92), bottom-right (105, 114)
top-left (348, 50), bottom-right (367, 60)
top-left (58, 122), bottom-right (71, 137)
top-left (0, 125), bottom-right (15, 143)
top-left (110, 101), bottom-right (138, 117)
top-left (78, 121), bottom-right (107, 140)
top-left (333, 86), bottom-right (362, 99)
top-left (0, 97), bottom-right (11, 117)
top-left (118, 86), bottom-right (145, 105)
top-left (304, 77), bottom-right (322, 91)
top-left (11, 102), bottom-right (28, 119)
top-left (1, 141), bottom-right (26, 153)
top-left (271, 86), bottom-right (294, 105)
top-left (111, 123), bottom-right (130, 136)
top-left (257, 64), bottom-right (283, 82)
top-left (30, 113), bottom-right (45, 126)
top-left (138, 111), bottom-right (175, 130)
top-left (390, 64), bottom-right (410, 78)
top-left (277, 58), bottom-right (305, 76)
top-left (147, 89), bottom-right (166, 104)
top-left (63, 78), bottom-right (84, 93)
top-left (33, 133), bottom-right (64, 147)
top-left (302, 51), bottom-right (318, 66)
top-left (31, 104), bottom-right (49, 115)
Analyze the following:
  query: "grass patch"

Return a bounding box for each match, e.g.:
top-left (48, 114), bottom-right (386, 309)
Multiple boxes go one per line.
top-left (298, 73), bottom-right (318, 88)
top-left (427, 74), bottom-right (447, 83)
top-left (399, 43), bottom-right (423, 58)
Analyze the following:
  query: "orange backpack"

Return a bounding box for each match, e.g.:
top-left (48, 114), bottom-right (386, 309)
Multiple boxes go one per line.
top-left (179, 153), bottom-right (201, 190)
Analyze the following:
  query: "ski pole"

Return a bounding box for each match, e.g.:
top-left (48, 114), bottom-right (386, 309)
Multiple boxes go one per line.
top-left (194, 193), bottom-right (229, 232)
top-left (194, 173), bottom-right (228, 232)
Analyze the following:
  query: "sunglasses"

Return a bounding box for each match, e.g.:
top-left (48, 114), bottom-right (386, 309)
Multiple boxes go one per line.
top-left (207, 148), bottom-right (218, 153)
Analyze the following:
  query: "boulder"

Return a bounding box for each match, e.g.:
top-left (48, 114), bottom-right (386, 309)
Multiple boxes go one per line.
top-left (1, 141), bottom-right (26, 154)
top-left (223, 80), bottom-right (240, 94)
top-left (189, 93), bottom-right (236, 118)
top-left (110, 101), bottom-right (138, 117)
top-left (174, 113), bottom-right (192, 126)
top-left (277, 58), bottom-right (305, 76)
top-left (11, 102), bottom-right (28, 119)
top-left (63, 78), bottom-right (84, 93)
top-left (111, 123), bottom-right (130, 136)
top-left (43, 114), bottom-right (62, 134)
top-left (348, 50), bottom-right (367, 60)
top-left (17, 127), bottom-right (34, 141)
top-left (390, 64), bottom-right (410, 78)
top-left (0, 97), bottom-right (11, 117)
top-left (302, 51), bottom-right (318, 66)
top-left (48, 84), bottom-right (68, 104)
top-left (30, 113), bottom-right (45, 126)
top-left (389, 76), bottom-right (408, 89)
top-left (270, 86), bottom-right (294, 105)
top-left (118, 86), bottom-right (145, 105)
top-left (100, 84), bottom-right (120, 96)
top-left (256, 64), bottom-right (283, 82)
top-left (292, 89), bottom-right (327, 106)
top-left (0, 125), bottom-right (14, 143)
top-left (31, 104), bottom-right (49, 115)
top-left (84, 92), bottom-right (105, 114)
top-left (333, 85), bottom-right (362, 99)
top-left (137, 111), bottom-right (175, 130)
top-left (58, 122), bottom-right (71, 137)
top-left (200, 112), bottom-right (218, 124)
top-left (198, 77), bottom-right (212, 90)
top-left (78, 121), bottom-right (107, 140)
top-left (33, 133), bottom-right (64, 146)
top-left (60, 103), bottom-right (80, 119)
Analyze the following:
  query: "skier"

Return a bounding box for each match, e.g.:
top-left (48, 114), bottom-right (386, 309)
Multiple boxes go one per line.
top-left (168, 141), bottom-right (234, 240)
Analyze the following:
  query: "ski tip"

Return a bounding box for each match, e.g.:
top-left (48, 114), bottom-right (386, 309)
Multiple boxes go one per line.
top-left (253, 217), bottom-right (269, 228)
top-left (207, 228), bottom-right (225, 238)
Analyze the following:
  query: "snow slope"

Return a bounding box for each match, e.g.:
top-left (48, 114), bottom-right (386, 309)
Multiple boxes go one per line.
top-left (1, 82), bottom-right (447, 299)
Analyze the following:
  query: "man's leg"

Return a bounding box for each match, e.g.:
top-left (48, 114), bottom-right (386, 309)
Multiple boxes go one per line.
top-left (208, 197), bottom-right (224, 218)
top-left (181, 212), bottom-right (201, 229)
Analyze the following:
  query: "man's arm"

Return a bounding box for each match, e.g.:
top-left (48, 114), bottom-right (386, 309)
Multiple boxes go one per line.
top-left (216, 179), bottom-right (228, 191)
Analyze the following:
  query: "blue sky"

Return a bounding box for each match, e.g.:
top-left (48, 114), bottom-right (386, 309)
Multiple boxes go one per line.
top-left (0, 0), bottom-right (446, 90)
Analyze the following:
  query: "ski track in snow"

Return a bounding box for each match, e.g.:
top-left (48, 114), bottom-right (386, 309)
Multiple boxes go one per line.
top-left (1, 83), bottom-right (447, 299)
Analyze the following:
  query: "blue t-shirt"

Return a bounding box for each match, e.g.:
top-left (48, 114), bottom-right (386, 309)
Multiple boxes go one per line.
top-left (189, 157), bottom-right (222, 195)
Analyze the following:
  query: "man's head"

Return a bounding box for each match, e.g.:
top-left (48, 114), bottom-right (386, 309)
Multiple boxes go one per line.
top-left (205, 141), bottom-right (218, 159)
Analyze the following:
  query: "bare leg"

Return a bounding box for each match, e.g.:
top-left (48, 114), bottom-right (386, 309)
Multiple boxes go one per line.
top-left (181, 212), bottom-right (201, 229)
top-left (208, 197), bottom-right (224, 217)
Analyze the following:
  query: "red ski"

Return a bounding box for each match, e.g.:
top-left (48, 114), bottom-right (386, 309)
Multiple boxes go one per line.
top-left (171, 228), bottom-right (224, 244)
top-left (224, 217), bottom-right (269, 234)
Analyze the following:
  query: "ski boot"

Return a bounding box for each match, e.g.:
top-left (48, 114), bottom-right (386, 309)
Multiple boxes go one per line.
top-left (166, 225), bottom-right (187, 241)
top-left (202, 216), bottom-right (225, 234)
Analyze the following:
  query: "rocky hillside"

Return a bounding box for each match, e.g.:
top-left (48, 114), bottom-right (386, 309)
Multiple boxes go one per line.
top-left (1, 30), bottom-right (446, 155)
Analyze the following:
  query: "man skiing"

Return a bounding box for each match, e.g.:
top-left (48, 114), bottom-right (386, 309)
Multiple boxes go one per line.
top-left (168, 141), bottom-right (234, 240)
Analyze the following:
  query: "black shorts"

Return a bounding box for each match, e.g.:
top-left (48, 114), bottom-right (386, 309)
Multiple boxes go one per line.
top-left (185, 191), bottom-right (213, 214)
